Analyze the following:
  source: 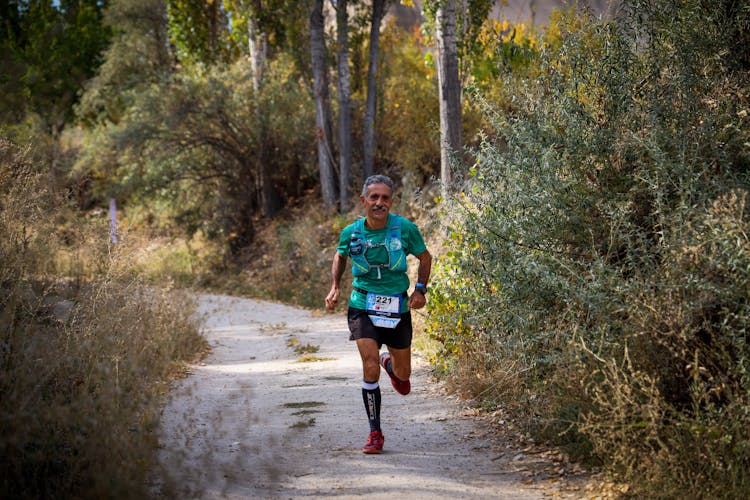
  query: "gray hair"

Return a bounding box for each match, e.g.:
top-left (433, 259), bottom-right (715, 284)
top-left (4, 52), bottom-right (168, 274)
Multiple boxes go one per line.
top-left (361, 175), bottom-right (394, 197)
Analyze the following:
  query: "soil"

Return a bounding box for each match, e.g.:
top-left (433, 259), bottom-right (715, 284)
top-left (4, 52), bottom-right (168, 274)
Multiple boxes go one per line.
top-left (155, 294), bottom-right (594, 499)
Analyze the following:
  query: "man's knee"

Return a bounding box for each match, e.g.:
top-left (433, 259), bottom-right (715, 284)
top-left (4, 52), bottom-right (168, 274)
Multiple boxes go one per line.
top-left (363, 357), bottom-right (380, 380)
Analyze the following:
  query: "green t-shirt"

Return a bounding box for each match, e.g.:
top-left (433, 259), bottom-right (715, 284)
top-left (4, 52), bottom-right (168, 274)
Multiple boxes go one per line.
top-left (337, 213), bottom-right (427, 312)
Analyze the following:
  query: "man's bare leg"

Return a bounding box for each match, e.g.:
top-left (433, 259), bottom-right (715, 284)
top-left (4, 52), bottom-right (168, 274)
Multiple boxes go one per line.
top-left (386, 346), bottom-right (411, 381)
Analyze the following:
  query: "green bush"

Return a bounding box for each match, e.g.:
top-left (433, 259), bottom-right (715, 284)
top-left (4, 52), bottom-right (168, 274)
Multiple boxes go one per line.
top-left (427, 1), bottom-right (750, 495)
top-left (76, 54), bottom-right (316, 259)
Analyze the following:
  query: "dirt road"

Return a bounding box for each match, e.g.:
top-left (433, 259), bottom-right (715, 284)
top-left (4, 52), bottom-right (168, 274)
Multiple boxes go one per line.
top-left (156, 294), bottom-right (585, 499)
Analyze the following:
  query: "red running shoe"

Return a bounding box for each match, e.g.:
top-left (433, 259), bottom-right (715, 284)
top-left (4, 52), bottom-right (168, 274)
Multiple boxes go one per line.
top-left (363, 430), bottom-right (384, 454)
top-left (380, 352), bottom-right (411, 395)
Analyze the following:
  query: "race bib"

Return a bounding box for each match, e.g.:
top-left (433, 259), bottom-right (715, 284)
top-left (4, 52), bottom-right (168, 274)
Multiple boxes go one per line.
top-left (365, 292), bottom-right (402, 329)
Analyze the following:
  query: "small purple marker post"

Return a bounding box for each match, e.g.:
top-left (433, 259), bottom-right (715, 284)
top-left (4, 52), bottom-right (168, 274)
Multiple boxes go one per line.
top-left (109, 198), bottom-right (118, 244)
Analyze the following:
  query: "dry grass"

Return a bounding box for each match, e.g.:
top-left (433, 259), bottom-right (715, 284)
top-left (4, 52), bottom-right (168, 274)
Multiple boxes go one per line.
top-left (238, 202), bottom-right (353, 309)
top-left (0, 138), bottom-right (206, 498)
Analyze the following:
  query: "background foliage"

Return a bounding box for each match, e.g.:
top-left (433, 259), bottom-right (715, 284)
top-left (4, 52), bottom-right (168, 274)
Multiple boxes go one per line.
top-left (77, 55), bottom-right (316, 257)
top-left (0, 0), bottom-right (110, 134)
top-left (3, 0), bottom-right (750, 496)
top-left (426, 0), bottom-right (750, 495)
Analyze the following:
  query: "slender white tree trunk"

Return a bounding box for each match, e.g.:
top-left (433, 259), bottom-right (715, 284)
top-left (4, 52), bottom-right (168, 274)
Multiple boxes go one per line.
top-left (363, 0), bottom-right (386, 180)
top-left (336, 0), bottom-right (352, 212)
top-left (248, 15), bottom-right (267, 94)
top-left (436, 0), bottom-right (462, 195)
top-left (310, 0), bottom-right (338, 208)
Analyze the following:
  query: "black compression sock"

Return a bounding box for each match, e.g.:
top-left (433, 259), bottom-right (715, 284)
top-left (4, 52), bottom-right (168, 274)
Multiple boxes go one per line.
top-left (361, 380), bottom-right (381, 432)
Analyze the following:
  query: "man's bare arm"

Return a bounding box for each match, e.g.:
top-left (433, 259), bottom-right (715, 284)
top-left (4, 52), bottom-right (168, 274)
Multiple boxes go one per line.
top-left (415, 250), bottom-right (432, 287)
top-left (325, 252), bottom-right (347, 310)
top-left (408, 250), bottom-right (432, 309)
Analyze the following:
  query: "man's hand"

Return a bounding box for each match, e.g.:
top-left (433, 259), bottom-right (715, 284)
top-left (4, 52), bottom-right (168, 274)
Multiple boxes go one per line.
top-left (326, 252), bottom-right (347, 311)
top-left (325, 287), bottom-right (340, 311)
top-left (407, 291), bottom-right (426, 309)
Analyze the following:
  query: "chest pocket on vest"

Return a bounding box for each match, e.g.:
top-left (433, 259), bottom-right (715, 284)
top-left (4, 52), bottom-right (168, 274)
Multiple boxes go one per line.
top-left (349, 215), bottom-right (407, 278)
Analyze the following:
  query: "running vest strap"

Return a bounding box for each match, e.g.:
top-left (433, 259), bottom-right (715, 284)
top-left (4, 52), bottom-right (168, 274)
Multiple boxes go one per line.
top-left (353, 286), bottom-right (408, 298)
top-left (349, 214), bottom-right (408, 278)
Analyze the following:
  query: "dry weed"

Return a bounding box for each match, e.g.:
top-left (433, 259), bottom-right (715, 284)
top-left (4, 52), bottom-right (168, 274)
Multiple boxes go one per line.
top-left (1, 137), bottom-right (206, 498)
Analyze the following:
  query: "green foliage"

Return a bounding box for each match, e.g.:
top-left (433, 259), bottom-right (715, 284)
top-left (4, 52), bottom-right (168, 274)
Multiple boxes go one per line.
top-left (77, 0), bottom-right (173, 125)
top-left (0, 0), bottom-right (111, 132)
top-left (165, 0), bottom-right (309, 69)
top-left (167, 0), bottom-right (232, 66)
top-left (224, 0), bottom-right (311, 67)
top-left (427, 0), bottom-right (750, 494)
top-left (421, 0), bottom-right (496, 91)
top-left (466, 18), bottom-right (540, 87)
top-left (77, 55), bottom-right (316, 257)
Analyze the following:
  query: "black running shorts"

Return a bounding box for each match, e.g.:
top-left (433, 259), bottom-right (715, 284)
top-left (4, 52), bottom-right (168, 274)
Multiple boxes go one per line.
top-left (347, 308), bottom-right (413, 349)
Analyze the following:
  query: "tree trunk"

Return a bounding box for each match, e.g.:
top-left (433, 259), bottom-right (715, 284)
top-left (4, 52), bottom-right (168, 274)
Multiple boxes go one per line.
top-left (248, 15), bottom-right (267, 94)
top-left (436, 0), bottom-right (462, 195)
top-left (230, 162), bottom-right (256, 257)
top-left (363, 0), bottom-right (386, 180)
top-left (336, 0), bottom-right (352, 212)
top-left (249, 13), bottom-right (281, 217)
top-left (310, 0), bottom-right (338, 209)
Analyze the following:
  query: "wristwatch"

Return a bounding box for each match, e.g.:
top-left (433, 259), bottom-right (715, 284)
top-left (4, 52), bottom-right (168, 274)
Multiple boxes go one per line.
top-left (414, 283), bottom-right (427, 294)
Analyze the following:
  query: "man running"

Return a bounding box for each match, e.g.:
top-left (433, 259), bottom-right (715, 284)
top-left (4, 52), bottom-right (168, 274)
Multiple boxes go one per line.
top-left (325, 175), bottom-right (432, 454)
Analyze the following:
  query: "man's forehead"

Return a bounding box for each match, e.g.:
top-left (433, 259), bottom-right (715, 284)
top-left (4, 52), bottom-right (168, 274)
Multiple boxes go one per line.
top-left (365, 183), bottom-right (392, 195)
